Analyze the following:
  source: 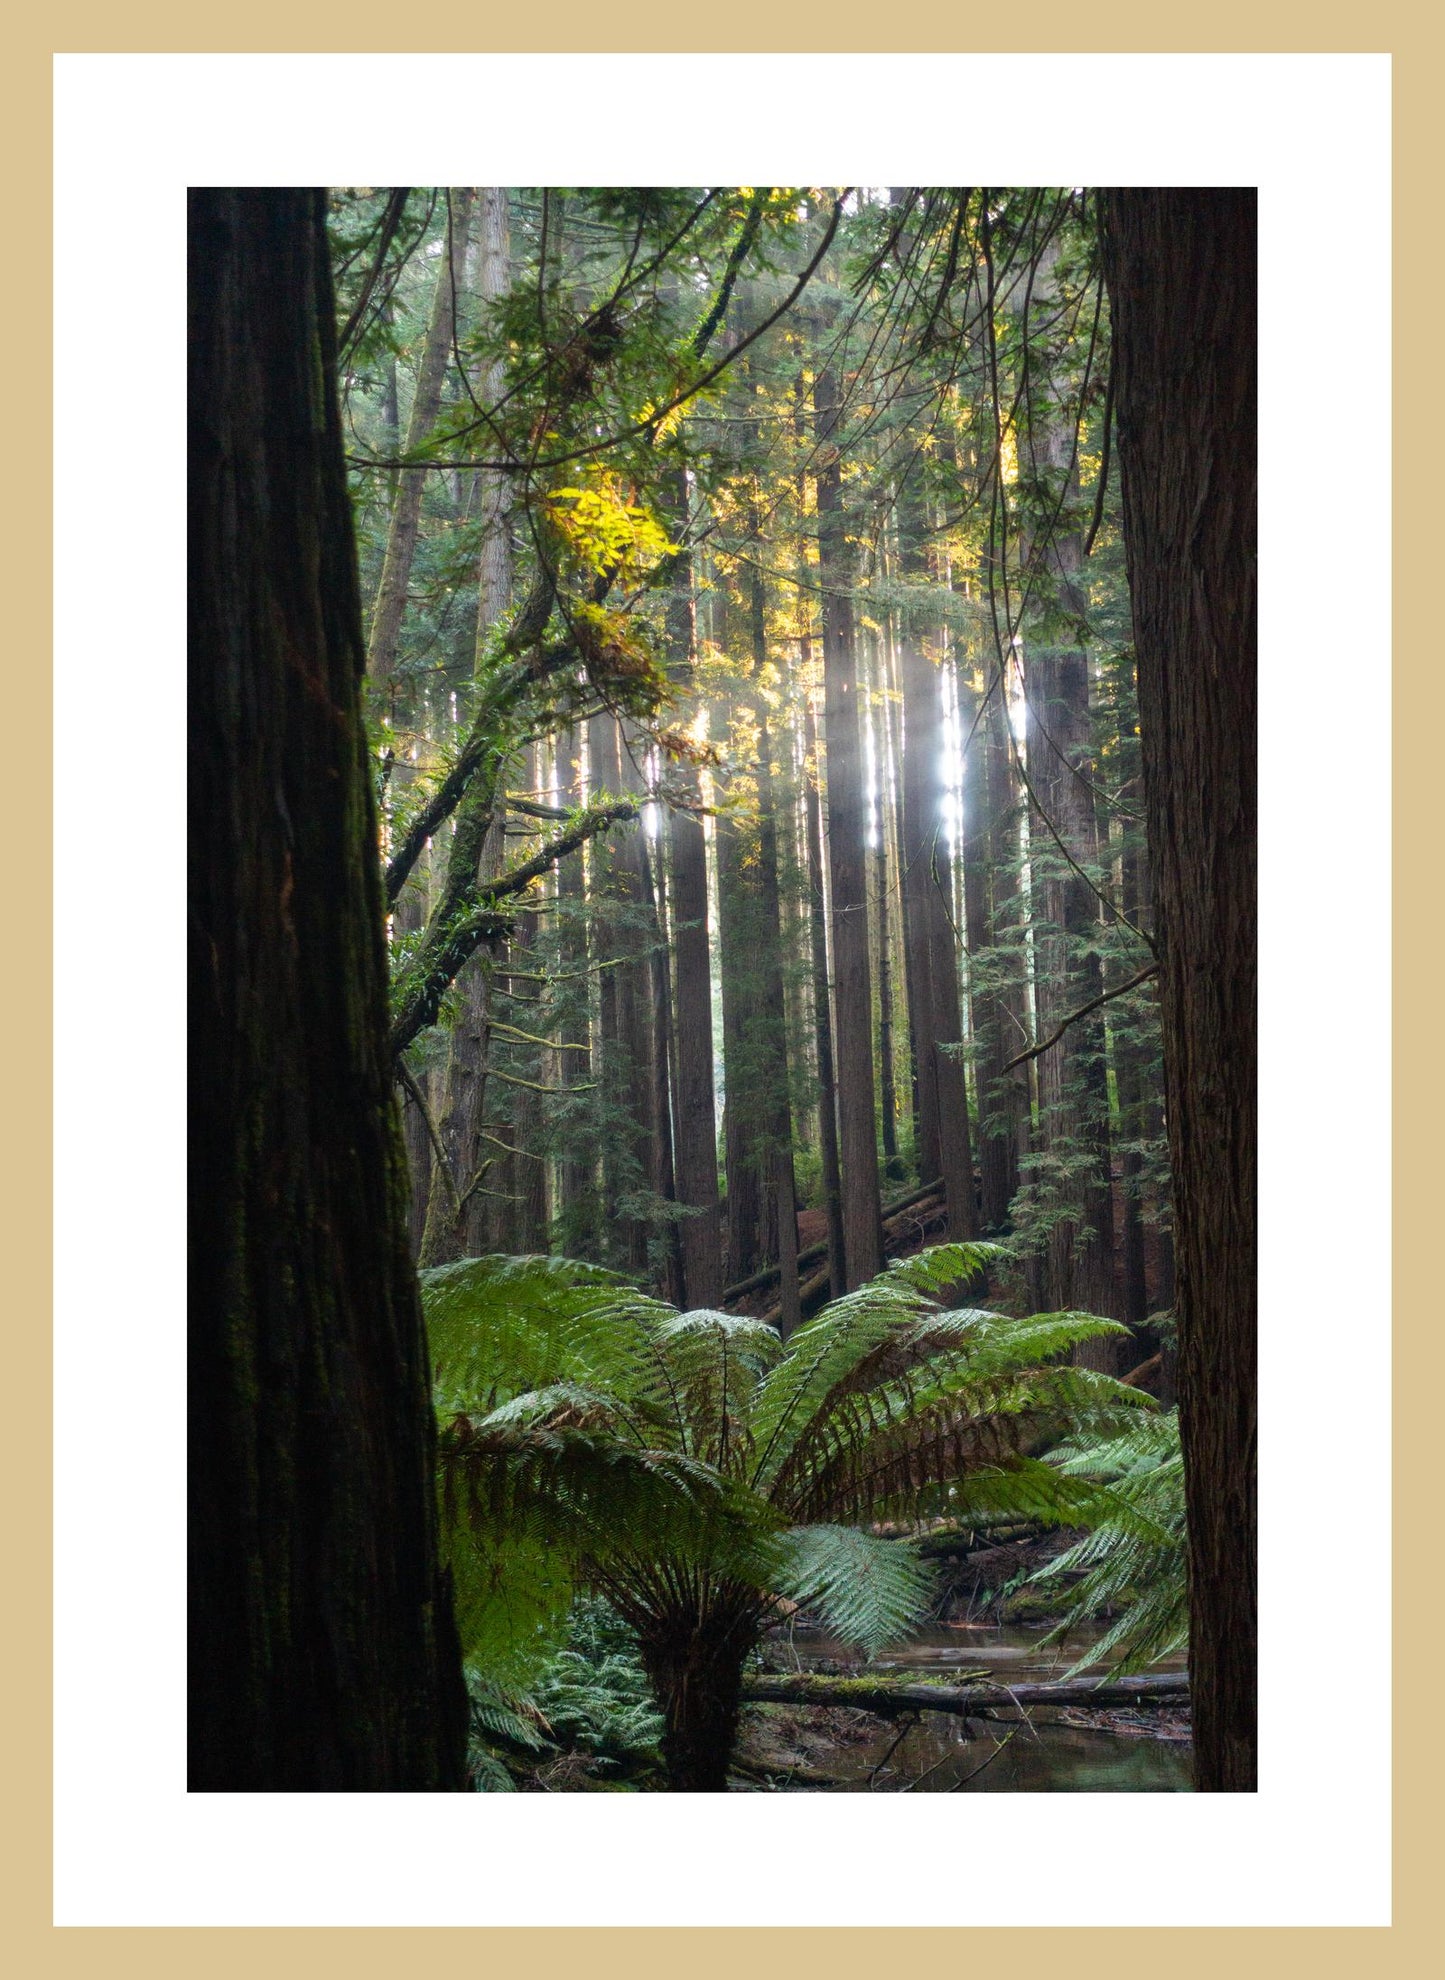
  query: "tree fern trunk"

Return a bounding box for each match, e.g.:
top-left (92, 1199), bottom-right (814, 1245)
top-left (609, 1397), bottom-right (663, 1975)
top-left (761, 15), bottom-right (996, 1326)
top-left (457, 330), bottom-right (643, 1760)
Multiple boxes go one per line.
top-left (637, 1603), bottom-right (756, 1793)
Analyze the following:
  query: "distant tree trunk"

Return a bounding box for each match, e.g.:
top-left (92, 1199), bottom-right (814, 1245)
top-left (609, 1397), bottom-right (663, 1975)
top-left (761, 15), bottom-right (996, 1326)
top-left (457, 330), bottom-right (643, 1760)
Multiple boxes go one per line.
top-left (189, 187), bottom-right (464, 1790)
top-left (612, 721), bottom-right (665, 1277)
top-left (554, 723), bottom-right (597, 1244)
top-left (793, 396), bottom-right (847, 1296)
top-left (961, 668), bottom-right (1013, 1231)
top-left (1026, 637), bottom-right (1118, 1334)
top-left (867, 634), bottom-right (899, 1171)
top-left (898, 641), bottom-right (942, 1189)
top-left (420, 188), bottom-right (510, 1267)
top-left (365, 188), bottom-right (475, 692)
top-left (639, 825), bottom-right (685, 1305)
top-left (716, 755), bottom-right (767, 1283)
top-left (661, 471), bottom-right (725, 1307)
top-left (803, 693), bottom-right (847, 1304)
top-left (896, 470), bottom-right (978, 1240)
top-left (756, 695), bottom-right (802, 1338)
top-left (669, 792), bottom-right (724, 1303)
top-left (815, 364), bottom-right (882, 1288)
top-left (1018, 247), bottom-right (1116, 1335)
top-left (590, 712), bottom-right (626, 1246)
top-left (984, 668), bottom-right (1033, 1199)
top-left (1101, 187), bottom-right (1257, 1794)
top-left (1115, 770), bottom-right (1150, 1335)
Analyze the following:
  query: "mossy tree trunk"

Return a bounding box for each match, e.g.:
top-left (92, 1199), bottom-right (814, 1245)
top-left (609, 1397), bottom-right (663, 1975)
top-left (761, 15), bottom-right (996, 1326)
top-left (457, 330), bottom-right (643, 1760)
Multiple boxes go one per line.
top-left (188, 187), bottom-right (466, 1790)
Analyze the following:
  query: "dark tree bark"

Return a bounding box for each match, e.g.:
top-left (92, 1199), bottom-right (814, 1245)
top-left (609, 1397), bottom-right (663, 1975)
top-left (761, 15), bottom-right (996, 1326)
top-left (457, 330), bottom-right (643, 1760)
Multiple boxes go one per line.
top-left (634, 1597), bottom-right (760, 1793)
top-left (554, 725), bottom-right (602, 1251)
top-left (960, 667), bottom-right (1018, 1232)
top-left (661, 475), bottom-right (725, 1307)
top-left (668, 794), bottom-right (724, 1302)
top-left (612, 719), bottom-right (666, 1275)
top-left (867, 634), bottom-right (900, 1170)
top-left (816, 364), bottom-right (883, 1288)
top-left (188, 188), bottom-right (465, 1790)
top-left (1101, 188), bottom-right (1257, 1794)
top-left (803, 692), bottom-right (848, 1304)
top-left (755, 694), bottom-right (802, 1338)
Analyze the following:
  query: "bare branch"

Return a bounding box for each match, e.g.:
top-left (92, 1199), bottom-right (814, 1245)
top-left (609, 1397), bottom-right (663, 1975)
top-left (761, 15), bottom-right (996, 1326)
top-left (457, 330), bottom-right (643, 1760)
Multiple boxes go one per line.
top-left (1001, 964), bottom-right (1160, 1073)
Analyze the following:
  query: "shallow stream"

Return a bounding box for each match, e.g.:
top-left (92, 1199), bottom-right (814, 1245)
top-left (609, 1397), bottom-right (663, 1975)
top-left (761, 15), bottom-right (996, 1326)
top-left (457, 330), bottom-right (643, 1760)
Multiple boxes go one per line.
top-left (747, 1623), bottom-right (1192, 1792)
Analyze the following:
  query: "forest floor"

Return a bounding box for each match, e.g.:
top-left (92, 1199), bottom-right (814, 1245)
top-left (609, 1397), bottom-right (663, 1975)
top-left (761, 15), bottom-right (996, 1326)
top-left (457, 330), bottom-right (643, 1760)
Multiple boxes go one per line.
top-left (730, 1529), bottom-right (1193, 1792)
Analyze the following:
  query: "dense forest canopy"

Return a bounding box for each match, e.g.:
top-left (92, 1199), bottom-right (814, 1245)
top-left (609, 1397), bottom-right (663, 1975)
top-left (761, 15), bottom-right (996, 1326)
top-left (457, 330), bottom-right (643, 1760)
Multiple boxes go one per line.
top-left (188, 184), bottom-right (1255, 1799)
top-left (338, 185), bottom-right (1170, 1337)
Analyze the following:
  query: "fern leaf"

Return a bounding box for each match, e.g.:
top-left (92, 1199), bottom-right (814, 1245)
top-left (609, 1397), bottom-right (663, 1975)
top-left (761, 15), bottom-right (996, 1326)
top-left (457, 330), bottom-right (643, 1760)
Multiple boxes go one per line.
top-left (774, 1524), bottom-right (937, 1660)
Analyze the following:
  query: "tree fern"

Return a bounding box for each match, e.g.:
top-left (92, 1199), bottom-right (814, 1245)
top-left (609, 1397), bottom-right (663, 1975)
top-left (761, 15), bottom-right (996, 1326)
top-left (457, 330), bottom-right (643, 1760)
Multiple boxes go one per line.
top-left (421, 1248), bottom-right (1158, 1787)
top-left (1025, 1410), bottom-right (1188, 1676)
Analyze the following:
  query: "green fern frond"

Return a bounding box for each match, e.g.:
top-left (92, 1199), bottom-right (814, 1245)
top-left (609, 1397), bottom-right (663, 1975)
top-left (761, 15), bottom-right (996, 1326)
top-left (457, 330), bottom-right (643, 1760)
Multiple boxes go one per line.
top-left (774, 1524), bottom-right (937, 1660)
top-left (650, 1308), bottom-right (785, 1468)
top-left (467, 1675), bottom-right (551, 1752)
top-left (424, 1253), bottom-right (677, 1420)
top-left (469, 1749), bottom-right (520, 1792)
top-left (762, 1320), bottom-right (1150, 1523)
top-left (1026, 1408), bottom-right (1189, 1677)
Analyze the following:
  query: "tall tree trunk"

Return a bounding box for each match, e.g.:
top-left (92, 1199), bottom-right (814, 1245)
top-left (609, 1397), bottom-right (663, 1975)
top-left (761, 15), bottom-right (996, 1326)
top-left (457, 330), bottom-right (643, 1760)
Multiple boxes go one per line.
top-left (756, 693), bottom-right (802, 1338)
top-left (897, 628), bottom-right (942, 1188)
top-left (803, 693), bottom-right (847, 1304)
top-left (868, 633), bottom-right (899, 1171)
top-left (815, 364), bottom-right (882, 1288)
top-left (640, 824), bottom-right (685, 1305)
top-left (895, 465), bottom-right (977, 1237)
top-left (420, 188), bottom-right (511, 1266)
top-left (1115, 769), bottom-right (1150, 1336)
top-left (1018, 246), bottom-right (1116, 1332)
top-left (669, 794), bottom-right (724, 1302)
top-left (715, 745), bottom-right (767, 1283)
top-left (189, 187), bottom-right (464, 1790)
top-left (365, 188), bottom-right (475, 691)
top-left (1101, 187), bottom-right (1257, 1794)
top-left (553, 722), bottom-right (598, 1249)
top-left (961, 666), bottom-right (1015, 1231)
top-left (1025, 638), bottom-right (1118, 1331)
top-left (612, 721), bottom-right (664, 1276)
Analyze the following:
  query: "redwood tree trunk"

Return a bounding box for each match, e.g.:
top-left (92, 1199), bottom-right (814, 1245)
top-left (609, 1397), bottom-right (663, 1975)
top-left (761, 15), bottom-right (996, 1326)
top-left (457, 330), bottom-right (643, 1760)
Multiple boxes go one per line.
top-left (662, 474), bottom-right (725, 1307)
top-left (816, 364), bottom-right (883, 1288)
top-left (1101, 188), bottom-right (1257, 1794)
top-left (188, 187), bottom-right (465, 1790)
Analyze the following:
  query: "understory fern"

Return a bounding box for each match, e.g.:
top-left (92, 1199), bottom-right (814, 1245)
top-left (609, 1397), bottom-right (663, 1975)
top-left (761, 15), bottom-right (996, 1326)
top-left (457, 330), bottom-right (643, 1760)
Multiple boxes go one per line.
top-left (422, 1246), bottom-right (1156, 1785)
top-left (1026, 1410), bottom-right (1188, 1676)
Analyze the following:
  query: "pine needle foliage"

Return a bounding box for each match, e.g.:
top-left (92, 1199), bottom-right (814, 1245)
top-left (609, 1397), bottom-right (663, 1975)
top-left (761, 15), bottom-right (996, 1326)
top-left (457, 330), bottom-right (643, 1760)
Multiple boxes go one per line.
top-left (422, 1245), bottom-right (1154, 1786)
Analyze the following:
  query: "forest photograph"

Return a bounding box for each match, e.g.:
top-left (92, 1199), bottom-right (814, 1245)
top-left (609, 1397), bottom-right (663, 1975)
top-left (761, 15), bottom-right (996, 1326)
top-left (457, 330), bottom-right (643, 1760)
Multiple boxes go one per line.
top-left (188, 182), bottom-right (1256, 1799)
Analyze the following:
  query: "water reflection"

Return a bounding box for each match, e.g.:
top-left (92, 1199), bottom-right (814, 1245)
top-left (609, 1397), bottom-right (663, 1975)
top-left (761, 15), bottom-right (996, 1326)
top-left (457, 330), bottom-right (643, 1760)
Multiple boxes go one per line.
top-left (752, 1623), bottom-right (1192, 1792)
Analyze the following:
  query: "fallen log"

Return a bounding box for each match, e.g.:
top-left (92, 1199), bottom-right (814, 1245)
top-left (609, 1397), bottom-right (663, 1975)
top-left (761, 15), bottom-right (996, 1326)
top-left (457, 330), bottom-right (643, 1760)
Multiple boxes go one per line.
top-left (740, 1670), bottom-right (1189, 1718)
top-left (722, 1180), bottom-right (946, 1306)
top-left (915, 1519), bottom-right (1044, 1558)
